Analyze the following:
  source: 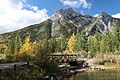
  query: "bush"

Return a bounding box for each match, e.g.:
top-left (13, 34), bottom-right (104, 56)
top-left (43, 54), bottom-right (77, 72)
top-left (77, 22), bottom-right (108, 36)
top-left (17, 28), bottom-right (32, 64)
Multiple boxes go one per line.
top-left (14, 51), bottom-right (35, 62)
top-left (6, 54), bottom-right (14, 63)
top-left (35, 44), bottom-right (62, 77)
top-left (93, 53), bottom-right (120, 65)
top-left (93, 58), bottom-right (105, 65)
top-left (77, 51), bottom-right (88, 58)
top-left (0, 59), bottom-right (6, 63)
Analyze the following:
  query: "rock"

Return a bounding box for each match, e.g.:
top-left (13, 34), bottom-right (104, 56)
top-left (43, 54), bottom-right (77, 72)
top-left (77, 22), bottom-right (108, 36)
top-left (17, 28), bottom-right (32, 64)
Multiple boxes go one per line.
top-left (50, 8), bottom-right (81, 22)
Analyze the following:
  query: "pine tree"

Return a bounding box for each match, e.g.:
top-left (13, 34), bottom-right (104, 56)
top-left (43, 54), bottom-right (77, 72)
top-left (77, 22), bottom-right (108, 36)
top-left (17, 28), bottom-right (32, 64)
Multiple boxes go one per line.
top-left (113, 20), bottom-right (120, 52)
top-left (107, 32), bottom-right (114, 52)
top-left (88, 34), bottom-right (98, 54)
top-left (99, 29), bottom-right (115, 53)
top-left (74, 32), bottom-right (81, 52)
top-left (87, 29), bottom-right (101, 56)
top-left (14, 35), bottom-right (21, 54)
top-left (57, 38), bottom-right (67, 53)
top-left (100, 30), bottom-right (110, 53)
top-left (75, 31), bottom-right (88, 52)
top-left (6, 38), bottom-right (15, 54)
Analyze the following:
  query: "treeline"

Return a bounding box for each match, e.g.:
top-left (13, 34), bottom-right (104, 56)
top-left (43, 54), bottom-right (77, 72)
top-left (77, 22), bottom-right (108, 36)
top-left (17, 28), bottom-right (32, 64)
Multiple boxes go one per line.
top-left (0, 20), bottom-right (120, 63)
top-left (75, 28), bottom-right (119, 55)
top-left (63, 20), bottom-right (120, 57)
top-left (0, 34), bottom-right (69, 62)
top-left (74, 20), bottom-right (120, 56)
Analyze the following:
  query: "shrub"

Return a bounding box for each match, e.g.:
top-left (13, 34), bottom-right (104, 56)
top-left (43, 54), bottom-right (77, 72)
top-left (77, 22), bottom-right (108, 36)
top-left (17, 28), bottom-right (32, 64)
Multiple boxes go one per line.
top-left (5, 54), bottom-right (14, 63)
top-left (0, 59), bottom-right (6, 63)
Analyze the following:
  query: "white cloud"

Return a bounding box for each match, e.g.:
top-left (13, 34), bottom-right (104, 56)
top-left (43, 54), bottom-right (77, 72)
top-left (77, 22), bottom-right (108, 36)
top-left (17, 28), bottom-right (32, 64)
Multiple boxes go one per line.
top-left (0, 0), bottom-right (49, 34)
top-left (94, 14), bottom-right (99, 17)
top-left (60, 0), bottom-right (91, 9)
top-left (112, 13), bottom-right (120, 18)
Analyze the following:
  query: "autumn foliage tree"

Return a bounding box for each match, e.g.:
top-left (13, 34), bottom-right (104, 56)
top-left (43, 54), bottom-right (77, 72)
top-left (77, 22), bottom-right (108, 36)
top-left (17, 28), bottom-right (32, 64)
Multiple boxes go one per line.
top-left (19, 36), bottom-right (36, 61)
top-left (65, 33), bottom-right (75, 54)
top-left (20, 36), bottom-right (32, 54)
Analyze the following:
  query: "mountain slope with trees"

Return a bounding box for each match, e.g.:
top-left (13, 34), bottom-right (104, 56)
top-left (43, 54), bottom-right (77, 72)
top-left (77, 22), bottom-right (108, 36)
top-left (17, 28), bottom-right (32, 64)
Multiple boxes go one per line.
top-left (0, 8), bottom-right (120, 63)
top-left (0, 8), bottom-right (120, 44)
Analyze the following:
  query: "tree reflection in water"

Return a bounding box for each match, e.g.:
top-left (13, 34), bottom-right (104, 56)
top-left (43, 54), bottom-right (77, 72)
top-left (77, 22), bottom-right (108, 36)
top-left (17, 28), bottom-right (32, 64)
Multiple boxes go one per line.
top-left (68, 70), bottom-right (120, 80)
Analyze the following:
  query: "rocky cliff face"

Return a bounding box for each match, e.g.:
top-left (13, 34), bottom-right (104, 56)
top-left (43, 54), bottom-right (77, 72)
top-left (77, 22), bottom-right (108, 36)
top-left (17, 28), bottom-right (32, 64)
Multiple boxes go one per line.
top-left (88, 12), bottom-right (114, 34)
top-left (0, 8), bottom-right (120, 43)
top-left (50, 8), bottom-right (95, 38)
top-left (50, 8), bottom-right (120, 37)
top-left (50, 8), bottom-right (81, 22)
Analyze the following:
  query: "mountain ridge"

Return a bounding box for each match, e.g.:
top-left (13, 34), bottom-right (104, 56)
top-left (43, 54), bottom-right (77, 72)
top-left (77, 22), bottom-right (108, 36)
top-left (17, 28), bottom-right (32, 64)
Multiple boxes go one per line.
top-left (0, 8), bottom-right (120, 44)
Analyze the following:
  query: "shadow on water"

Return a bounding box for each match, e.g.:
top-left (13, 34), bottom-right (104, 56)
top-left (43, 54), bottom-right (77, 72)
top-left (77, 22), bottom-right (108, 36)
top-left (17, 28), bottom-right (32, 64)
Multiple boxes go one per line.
top-left (68, 70), bottom-right (120, 80)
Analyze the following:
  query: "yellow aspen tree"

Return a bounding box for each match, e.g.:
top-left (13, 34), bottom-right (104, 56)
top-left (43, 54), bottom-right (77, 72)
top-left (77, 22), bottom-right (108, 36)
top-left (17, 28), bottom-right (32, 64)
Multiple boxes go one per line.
top-left (0, 44), bottom-right (7, 54)
top-left (3, 45), bottom-right (8, 51)
top-left (20, 36), bottom-right (33, 54)
top-left (65, 33), bottom-right (75, 54)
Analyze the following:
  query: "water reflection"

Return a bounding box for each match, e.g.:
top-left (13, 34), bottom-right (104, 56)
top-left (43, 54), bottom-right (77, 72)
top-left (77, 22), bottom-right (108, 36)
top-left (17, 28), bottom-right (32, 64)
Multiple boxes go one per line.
top-left (69, 70), bottom-right (120, 80)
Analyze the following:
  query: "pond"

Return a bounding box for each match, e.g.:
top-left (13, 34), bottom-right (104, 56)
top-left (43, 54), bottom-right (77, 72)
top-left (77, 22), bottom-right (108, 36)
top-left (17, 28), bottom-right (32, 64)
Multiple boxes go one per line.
top-left (68, 70), bottom-right (120, 80)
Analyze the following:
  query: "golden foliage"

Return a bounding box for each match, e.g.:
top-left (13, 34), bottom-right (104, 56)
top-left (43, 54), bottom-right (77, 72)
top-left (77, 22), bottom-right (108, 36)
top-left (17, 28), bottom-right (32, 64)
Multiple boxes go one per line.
top-left (20, 36), bottom-right (36, 54)
top-left (65, 33), bottom-right (75, 54)
top-left (2, 45), bottom-right (8, 51)
top-left (0, 44), bottom-right (8, 54)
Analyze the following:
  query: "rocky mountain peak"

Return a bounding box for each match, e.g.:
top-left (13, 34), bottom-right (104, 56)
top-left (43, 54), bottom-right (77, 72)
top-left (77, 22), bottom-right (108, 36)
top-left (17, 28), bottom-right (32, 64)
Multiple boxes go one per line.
top-left (56, 8), bottom-right (79, 15)
top-left (98, 12), bottom-right (112, 19)
top-left (97, 12), bottom-right (113, 26)
top-left (100, 12), bottom-right (109, 16)
top-left (50, 8), bottom-right (81, 22)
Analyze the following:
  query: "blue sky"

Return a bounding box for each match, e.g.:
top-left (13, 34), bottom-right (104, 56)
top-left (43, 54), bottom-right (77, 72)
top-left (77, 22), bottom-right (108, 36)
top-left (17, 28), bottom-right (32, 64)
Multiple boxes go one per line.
top-left (0, 0), bottom-right (120, 33)
top-left (27, 0), bottom-right (120, 16)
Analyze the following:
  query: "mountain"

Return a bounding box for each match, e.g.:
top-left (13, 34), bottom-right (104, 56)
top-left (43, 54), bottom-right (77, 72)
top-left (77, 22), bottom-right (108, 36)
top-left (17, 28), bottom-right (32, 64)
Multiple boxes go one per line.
top-left (50, 8), bottom-right (120, 36)
top-left (0, 8), bottom-right (120, 44)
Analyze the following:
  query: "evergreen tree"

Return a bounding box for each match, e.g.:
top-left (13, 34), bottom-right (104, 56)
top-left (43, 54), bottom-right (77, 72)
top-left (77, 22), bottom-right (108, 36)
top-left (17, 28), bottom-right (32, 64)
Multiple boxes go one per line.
top-left (75, 31), bottom-right (88, 52)
top-left (6, 38), bottom-right (15, 54)
top-left (107, 32), bottom-right (115, 52)
top-left (88, 32), bottom-right (100, 53)
top-left (74, 32), bottom-right (81, 51)
top-left (113, 20), bottom-right (120, 52)
top-left (14, 35), bottom-right (21, 54)
top-left (56, 38), bottom-right (67, 53)
top-left (48, 38), bottom-right (57, 53)
top-left (100, 30), bottom-right (110, 53)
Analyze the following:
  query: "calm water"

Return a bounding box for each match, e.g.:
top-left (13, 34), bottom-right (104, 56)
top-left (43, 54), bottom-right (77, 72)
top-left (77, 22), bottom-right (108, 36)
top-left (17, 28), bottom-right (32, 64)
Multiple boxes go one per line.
top-left (68, 70), bottom-right (120, 80)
